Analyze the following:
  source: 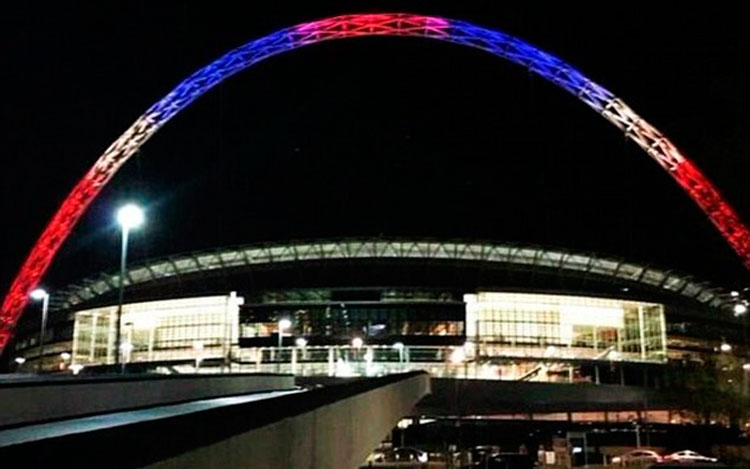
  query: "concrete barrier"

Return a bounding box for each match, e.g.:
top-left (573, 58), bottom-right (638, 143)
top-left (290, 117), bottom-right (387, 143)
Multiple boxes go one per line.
top-left (0, 372), bottom-right (430, 469)
top-left (0, 373), bottom-right (294, 428)
top-left (158, 372), bottom-right (431, 469)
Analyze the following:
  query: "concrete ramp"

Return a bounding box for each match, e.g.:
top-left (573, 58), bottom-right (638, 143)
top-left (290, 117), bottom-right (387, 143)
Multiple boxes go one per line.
top-left (0, 373), bottom-right (294, 428)
top-left (0, 371), bottom-right (430, 468)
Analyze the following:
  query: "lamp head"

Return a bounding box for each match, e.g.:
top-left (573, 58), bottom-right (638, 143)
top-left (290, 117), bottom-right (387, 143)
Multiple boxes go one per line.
top-left (30, 288), bottom-right (48, 300)
top-left (116, 204), bottom-right (145, 230)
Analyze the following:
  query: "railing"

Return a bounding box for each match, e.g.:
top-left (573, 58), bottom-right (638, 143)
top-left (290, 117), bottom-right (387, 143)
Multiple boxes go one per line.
top-left (71, 344), bottom-right (665, 384)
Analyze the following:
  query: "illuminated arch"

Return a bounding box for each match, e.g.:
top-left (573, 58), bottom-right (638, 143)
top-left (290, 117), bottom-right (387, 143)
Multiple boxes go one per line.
top-left (1, 13), bottom-right (748, 351)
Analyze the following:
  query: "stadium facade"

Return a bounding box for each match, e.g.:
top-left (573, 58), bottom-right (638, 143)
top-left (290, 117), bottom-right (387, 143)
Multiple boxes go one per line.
top-left (9, 238), bottom-right (747, 387)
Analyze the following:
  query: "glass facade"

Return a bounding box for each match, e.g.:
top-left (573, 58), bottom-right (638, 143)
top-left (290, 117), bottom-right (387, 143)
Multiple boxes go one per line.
top-left (465, 292), bottom-right (667, 363)
top-left (69, 290), bottom-right (667, 383)
top-left (241, 302), bottom-right (464, 344)
top-left (72, 294), bottom-right (243, 367)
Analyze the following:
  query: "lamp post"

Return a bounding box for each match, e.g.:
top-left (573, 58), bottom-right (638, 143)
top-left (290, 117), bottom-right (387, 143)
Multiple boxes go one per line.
top-left (14, 356), bottom-right (26, 372)
top-left (115, 204), bottom-right (144, 373)
top-left (352, 337), bottom-right (364, 375)
top-left (393, 342), bottom-right (405, 372)
top-left (193, 340), bottom-right (204, 372)
top-left (30, 288), bottom-right (49, 373)
top-left (277, 318), bottom-right (291, 373)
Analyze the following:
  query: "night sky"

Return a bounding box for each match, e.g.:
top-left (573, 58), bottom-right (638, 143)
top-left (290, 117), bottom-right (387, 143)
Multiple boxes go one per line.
top-left (1, 2), bottom-right (749, 300)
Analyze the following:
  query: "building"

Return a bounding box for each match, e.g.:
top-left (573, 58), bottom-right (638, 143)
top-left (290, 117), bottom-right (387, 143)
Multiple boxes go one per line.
top-left (9, 238), bottom-right (746, 386)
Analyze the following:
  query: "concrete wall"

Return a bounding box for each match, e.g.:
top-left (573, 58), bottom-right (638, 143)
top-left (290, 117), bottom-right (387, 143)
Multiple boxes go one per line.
top-left (0, 373), bottom-right (294, 428)
top-left (147, 372), bottom-right (430, 469)
top-left (418, 378), bottom-right (679, 415)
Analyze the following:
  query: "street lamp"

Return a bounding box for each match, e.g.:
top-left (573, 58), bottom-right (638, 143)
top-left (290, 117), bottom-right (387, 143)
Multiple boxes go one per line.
top-left (720, 342), bottom-right (732, 353)
top-left (294, 337), bottom-right (308, 375)
top-left (277, 318), bottom-right (291, 372)
top-left (393, 342), bottom-right (405, 372)
top-left (734, 303), bottom-right (748, 316)
top-left (450, 347), bottom-right (465, 364)
top-left (193, 340), bottom-right (204, 371)
top-left (352, 337), bottom-right (364, 348)
top-left (115, 203), bottom-right (144, 372)
top-left (30, 288), bottom-right (49, 373)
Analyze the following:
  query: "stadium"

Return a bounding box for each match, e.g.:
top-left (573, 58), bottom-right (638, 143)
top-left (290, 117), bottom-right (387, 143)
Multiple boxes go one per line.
top-left (3, 9), bottom-right (750, 466)
top-left (11, 238), bottom-right (747, 391)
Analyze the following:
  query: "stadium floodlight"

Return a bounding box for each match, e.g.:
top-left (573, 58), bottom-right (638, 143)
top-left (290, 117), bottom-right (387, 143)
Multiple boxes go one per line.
top-left (115, 203), bottom-right (145, 373)
top-left (116, 204), bottom-right (145, 230)
top-left (30, 288), bottom-right (50, 373)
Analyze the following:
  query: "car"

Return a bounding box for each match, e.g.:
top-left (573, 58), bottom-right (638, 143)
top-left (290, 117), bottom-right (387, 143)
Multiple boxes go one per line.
top-left (611, 449), bottom-right (662, 466)
top-left (663, 450), bottom-right (718, 463)
top-left (362, 447), bottom-right (428, 468)
top-left (487, 452), bottom-right (537, 469)
top-left (392, 447), bottom-right (428, 464)
top-left (471, 445), bottom-right (501, 467)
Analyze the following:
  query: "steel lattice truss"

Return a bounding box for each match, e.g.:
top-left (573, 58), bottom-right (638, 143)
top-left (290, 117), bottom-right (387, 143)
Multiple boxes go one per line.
top-left (55, 238), bottom-right (731, 312)
top-left (1, 13), bottom-right (748, 351)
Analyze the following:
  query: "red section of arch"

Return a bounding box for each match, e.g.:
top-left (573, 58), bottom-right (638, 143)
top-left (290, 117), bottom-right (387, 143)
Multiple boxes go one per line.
top-left (1, 174), bottom-right (101, 350)
top-left (672, 160), bottom-right (750, 268)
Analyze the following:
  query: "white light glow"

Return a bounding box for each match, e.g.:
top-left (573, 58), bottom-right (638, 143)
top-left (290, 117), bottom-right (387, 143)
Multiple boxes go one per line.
top-left (720, 343), bottom-right (732, 353)
top-left (743, 363), bottom-right (750, 372)
top-left (734, 303), bottom-right (747, 315)
top-left (295, 337), bottom-right (307, 348)
top-left (450, 347), bottom-right (465, 364)
top-left (60, 352), bottom-right (71, 360)
top-left (278, 318), bottom-right (292, 330)
top-left (392, 342), bottom-right (405, 350)
top-left (30, 288), bottom-right (48, 300)
top-left (131, 314), bottom-right (158, 329)
top-left (14, 357), bottom-right (26, 365)
top-left (116, 204), bottom-right (145, 230)
top-left (335, 358), bottom-right (354, 377)
top-left (352, 337), bottom-right (364, 348)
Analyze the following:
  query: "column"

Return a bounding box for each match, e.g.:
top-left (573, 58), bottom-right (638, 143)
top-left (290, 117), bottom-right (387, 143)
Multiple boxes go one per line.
top-left (637, 306), bottom-right (646, 360)
top-left (89, 314), bottom-right (98, 362)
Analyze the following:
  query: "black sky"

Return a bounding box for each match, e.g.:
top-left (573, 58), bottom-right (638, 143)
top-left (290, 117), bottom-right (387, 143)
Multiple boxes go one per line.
top-left (1, 2), bottom-right (749, 296)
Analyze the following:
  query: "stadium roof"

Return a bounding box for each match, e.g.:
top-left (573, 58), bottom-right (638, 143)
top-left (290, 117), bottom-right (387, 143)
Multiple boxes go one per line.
top-left (53, 239), bottom-right (734, 312)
